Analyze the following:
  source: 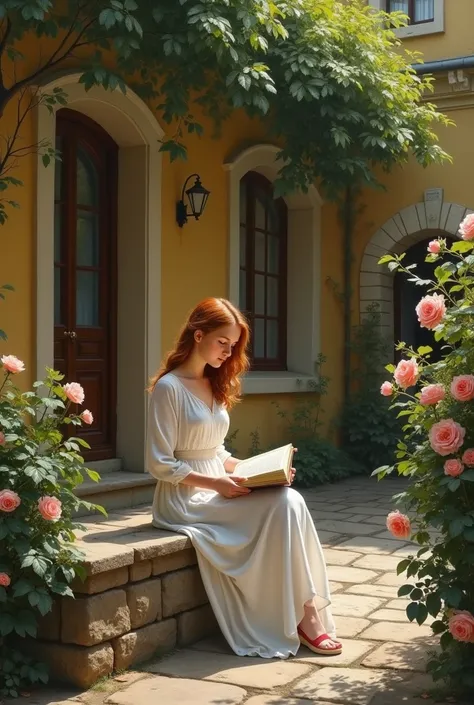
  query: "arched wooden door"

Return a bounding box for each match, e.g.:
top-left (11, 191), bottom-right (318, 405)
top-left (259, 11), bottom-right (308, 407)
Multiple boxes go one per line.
top-left (54, 109), bottom-right (118, 460)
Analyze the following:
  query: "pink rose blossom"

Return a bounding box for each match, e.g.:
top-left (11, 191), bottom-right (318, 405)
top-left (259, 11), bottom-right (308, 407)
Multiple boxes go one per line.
top-left (0, 573), bottom-right (10, 587)
top-left (444, 459), bottom-right (464, 478)
top-left (459, 213), bottom-right (474, 241)
top-left (63, 382), bottom-right (85, 405)
top-left (450, 375), bottom-right (474, 402)
top-left (380, 381), bottom-right (393, 397)
top-left (449, 611), bottom-right (474, 643)
top-left (420, 384), bottom-right (445, 406)
top-left (81, 409), bottom-right (93, 425)
top-left (0, 489), bottom-right (21, 513)
top-left (386, 510), bottom-right (411, 540)
top-left (415, 293), bottom-right (446, 330)
top-left (0, 431), bottom-right (5, 446)
top-left (462, 449), bottom-right (474, 467)
top-left (427, 240), bottom-right (441, 254)
top-left (1, 355), bottom-right (25, 374)
top-left (38, 496), bottom-right (62, 521)
top-left (394, 359), bottom-right (419, 389)
top-left (429, 419), bottom-right (466, 456)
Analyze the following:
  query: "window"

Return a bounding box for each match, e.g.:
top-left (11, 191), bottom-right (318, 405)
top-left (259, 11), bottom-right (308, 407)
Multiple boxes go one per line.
top-left (386, 0), bottom-right (434, 24)
top-left (239, 172), bottom-right (287, 371)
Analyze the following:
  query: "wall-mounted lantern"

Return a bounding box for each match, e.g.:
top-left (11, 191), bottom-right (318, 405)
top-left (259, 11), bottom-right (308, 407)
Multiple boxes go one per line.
top-left (176, 174), bottom-right (210, 228)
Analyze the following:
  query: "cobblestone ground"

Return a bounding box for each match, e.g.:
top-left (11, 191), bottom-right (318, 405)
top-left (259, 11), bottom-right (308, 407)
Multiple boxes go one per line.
top-left (5, 477), bottom-right (468, 705)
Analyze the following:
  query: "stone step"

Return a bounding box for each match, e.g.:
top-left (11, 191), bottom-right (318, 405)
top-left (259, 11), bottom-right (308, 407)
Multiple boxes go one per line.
top-left (75, 471), bottom-right (156, 517)
top-left (86, 457), bottom-right (123, 475)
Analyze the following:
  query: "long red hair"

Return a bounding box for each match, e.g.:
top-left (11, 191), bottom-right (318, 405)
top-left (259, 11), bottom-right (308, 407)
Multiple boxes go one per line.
top-left (149, 298), bottom-right (250, 408)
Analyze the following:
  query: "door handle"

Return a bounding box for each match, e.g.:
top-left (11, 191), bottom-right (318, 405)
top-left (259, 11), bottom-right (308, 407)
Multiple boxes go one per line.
top-left (63, 331), bottom-right (77, 339)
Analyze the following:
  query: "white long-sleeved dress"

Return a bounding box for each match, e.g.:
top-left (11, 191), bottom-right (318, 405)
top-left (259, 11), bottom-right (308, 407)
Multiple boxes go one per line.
top-left (146, 372), bottom-right (336, 658)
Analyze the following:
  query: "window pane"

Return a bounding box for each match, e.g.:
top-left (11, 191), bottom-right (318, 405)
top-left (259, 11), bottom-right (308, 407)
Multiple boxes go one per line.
top-left (54, 267), bottom-right (61, 325)
top-left (54, 204), bottom-right (62, 263)
top-left (254, 273), bottom-right (265, 315)
top-left (268, 199), bottom-right (280, 234)
top-left (76, 270), bottom-right (99, 326)
top-left (267, 319), bottom-right (278, 359)
top-left (267, 234), bottom-right (279, 274)
top-left (254, 231), bottom-right (265, 271)
top-left (388, 1), bottom-right (408, 12)
top-left (240, 180), bottom-right (247, 223)
top-left (77, 145), bottom-right (98, 207)
top-left (77, 211), bottom-right (99, 267)
top-left (255, 193), bottom-right (266, 230)
top-left (253, 318), bottom-right (265, 358)
top-left (54, 136), bottom-right (62, 200)
top-left (239, 269), bottom-right (247, 311)
top-left (240, 226), bottom-right (246, 264)
top-left (414, 0), bottom-right (434, 21)
top-left (267, 277), bottom-right (278, 317)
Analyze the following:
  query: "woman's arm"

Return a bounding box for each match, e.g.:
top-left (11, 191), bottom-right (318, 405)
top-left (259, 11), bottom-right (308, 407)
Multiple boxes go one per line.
top-left (223, 456), bottom-right (240, 473)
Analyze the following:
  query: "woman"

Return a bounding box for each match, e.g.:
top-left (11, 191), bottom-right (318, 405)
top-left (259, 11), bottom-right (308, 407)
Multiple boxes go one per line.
top-left (146, 297), bottom-right (341, 658)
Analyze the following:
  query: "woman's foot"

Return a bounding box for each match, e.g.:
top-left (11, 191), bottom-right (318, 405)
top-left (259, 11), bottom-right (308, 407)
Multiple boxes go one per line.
top-left (298, 601), bottom-right (342, 653)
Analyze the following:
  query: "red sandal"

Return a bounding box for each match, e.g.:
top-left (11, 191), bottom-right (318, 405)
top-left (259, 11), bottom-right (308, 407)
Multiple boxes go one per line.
top-left (298, 626), bottom-right (342, 655)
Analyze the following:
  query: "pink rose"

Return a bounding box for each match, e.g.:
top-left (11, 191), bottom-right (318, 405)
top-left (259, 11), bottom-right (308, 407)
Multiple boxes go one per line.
top-left (459, 213), bottom-right (474, 241)
top-left (81, 409), bottom-right (93, 425)
top-left (1, 355), bottom-right (25, 374)
top-left (394, 359), bottom-right (419, 389)
top-left (415, 293), bottom-right (446, 330)
top-left (444, 459), bottom-right (464, 478)
top-left (420, 384), bottom-right (445, 406)
top-left (462, 449), bottom-right (474, 467)
top-left (0, 431), bottom-right (5, 446)
top-left (380, 381), bottom-right (393, 397)
top-left (449, 611), bottom-right (474, 643)
top-left (427, 240), bottom-right (441, 254)
top-left (38, 496), bottom-right (62, 521)
top-left (63, 382), bottom-right (85, 405)
top-left (450, 375), bottom-right (474, 402)
top-left (429, 419), bottom-right (466, 456)
top-left (0, 573), bottom-right (10, 587)
top-left (0, 489), bottom-right (21, 512)
top-left (386, 510), bottom-right (411, 540)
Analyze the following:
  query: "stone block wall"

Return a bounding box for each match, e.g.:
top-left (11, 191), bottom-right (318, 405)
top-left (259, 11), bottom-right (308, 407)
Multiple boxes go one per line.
top-left (31, 537), bottom-right (218, 688)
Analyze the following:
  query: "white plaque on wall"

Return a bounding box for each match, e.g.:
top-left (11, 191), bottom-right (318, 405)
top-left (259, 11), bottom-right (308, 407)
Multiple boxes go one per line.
top-left (424, 188), bottom-right (443, 228)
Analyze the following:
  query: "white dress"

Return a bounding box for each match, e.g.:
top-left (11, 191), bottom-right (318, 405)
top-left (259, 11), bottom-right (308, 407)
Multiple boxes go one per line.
top-left (146, 372), bottom-right (336, 658)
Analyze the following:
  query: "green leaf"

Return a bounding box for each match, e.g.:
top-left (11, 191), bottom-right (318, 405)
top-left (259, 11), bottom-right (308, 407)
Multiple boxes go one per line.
top-left (0, 612), bottom-right (15, 636)
top-left (397, 584), bottom-right (414, 597)
top-left (431, 619), bottom-right (446, 635)
top-left (396, 558), bottom-right (411, 575)
top-left (416, 602), bottom-right (428, 625)
top-left (426, 593), bottom-right (441, 618)
top-left (451, 240), bottom-right (474, 253)
top-left (406, 602), bottom-right (419, 622)
top-left (449, 519), bottom-right (466, 537)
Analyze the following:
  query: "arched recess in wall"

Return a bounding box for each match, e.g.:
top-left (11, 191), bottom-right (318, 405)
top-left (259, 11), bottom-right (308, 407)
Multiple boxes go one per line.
top-left (36, 73), bottom-right (163, 470)
top-left (224, 144), bottom-right (323, 394)
top-left (360, 199), bottom-right (472, 356)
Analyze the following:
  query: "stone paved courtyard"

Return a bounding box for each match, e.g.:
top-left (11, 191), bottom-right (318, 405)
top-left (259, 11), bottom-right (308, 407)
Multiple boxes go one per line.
top-left (5, 477), bottom-right (467, 705)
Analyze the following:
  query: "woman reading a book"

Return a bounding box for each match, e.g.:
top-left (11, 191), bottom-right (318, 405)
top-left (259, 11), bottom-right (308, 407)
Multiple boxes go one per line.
top-left (146, 297), bottom-right (342, 657)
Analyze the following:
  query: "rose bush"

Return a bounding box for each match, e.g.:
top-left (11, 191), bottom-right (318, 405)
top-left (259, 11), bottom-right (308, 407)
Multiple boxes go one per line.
top-left (377, 222), bottom-right (474, 695)
top-left (0, 360), bottom-right (103, 697)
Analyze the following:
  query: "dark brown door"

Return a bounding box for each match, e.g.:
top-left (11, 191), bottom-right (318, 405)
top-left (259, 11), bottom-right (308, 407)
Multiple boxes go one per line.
top-left (54, 109), bottom-right (117, 461)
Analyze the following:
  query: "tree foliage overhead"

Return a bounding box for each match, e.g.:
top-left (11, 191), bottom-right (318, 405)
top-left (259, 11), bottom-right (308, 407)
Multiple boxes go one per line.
top-left (0, 0), bottom-right (451, 210)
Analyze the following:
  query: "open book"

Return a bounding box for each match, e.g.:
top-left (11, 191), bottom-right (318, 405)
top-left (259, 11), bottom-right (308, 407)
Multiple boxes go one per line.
top-left (232, 444), bottom-right (295, 489)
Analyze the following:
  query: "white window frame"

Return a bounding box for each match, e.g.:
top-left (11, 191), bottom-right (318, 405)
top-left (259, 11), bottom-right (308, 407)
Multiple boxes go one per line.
top-left (368, 0), bottom-right (444, 38)
top-left (224, 145), bottom-right (323, 395)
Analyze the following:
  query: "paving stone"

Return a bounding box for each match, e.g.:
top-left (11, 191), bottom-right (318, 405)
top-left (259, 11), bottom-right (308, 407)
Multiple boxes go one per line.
top-left (189, 634), bottom-right (233, 654)
top-left (147, 648), bottom-right (311, 689)
top-left (375, 572), bottom-right (408, 586)
top-left (331, 593), bottom-right (385, 618)
top-left (3, 691), bottom-right (82, 705)
top-left (323, 548), bottom-right (363, 566)
top-left (374, 530), bottom-right (415, 543)
top-left (309, 510), bottom-right (355, 521)
top-left (346, 584), bottom-right (399, 599)
top-left (334, 537), bottom-right (410, 555)
top-left (105, 676), bottom-right (246, 705)
top-left (352, 554), bottom-right (402, 571)
top-left (245, 698), bottom-right (333, 705)
top-left (291, 667), bottom-right (406, 705)
top-left (329, 581), bottom-right (344, 593)
top-left (315, 520), bottom-right (379, 536)
top-left (346, 506), bottom-right (392, 516)
top-left (305, 502), bottom-right (349, 512)
top-left (294, 638), bottom-right (376, 667)
top-left (384, 599), bottom-right (409, 610)
top-left (369, 609), bottom-right (434, 625)
top-left (362, 641), bottom-right (433, 671)
top-left (316, 530), bottom-right (342, 544)
top-left (334, 616), bottom-right (371, 638)
top-left (359, 621), bottom-right (432, 643)
top-left (369, 674), bottom-right (440, 705)
top-left (328, 565), bottom-right (378, 583)
top-left (359, 515), bottom-right (389, 526)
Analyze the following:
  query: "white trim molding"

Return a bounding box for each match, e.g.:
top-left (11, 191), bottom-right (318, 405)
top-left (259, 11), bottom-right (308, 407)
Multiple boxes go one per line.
top-left (360, 197), bottom-right (471, 352)
top-left (368, 0), bottom-right (445, 38)
top-left (224, 144), bottom-right (323, 395)
top-left (36, 73), bottom-right (163, 471)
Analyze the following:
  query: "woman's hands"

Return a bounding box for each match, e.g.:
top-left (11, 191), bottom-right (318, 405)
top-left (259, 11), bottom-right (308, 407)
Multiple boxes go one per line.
top-left (213, 475), bottom-right (251, 499)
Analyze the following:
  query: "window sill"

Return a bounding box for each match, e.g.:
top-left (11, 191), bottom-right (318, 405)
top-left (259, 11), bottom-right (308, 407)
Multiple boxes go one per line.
top-left (242, 371), bottom-right (318, 395)
top-left (394, 22), bottom-right (444, 39)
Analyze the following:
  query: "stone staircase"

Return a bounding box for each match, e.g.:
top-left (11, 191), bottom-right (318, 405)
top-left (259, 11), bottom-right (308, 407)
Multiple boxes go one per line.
top-left (76, 460), bottom-right (156, 517)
